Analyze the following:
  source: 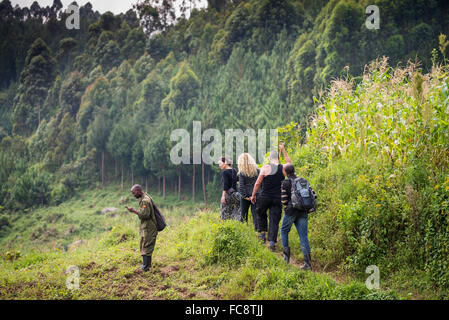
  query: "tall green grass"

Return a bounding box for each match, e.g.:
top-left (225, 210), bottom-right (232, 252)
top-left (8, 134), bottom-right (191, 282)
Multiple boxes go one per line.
top-left (280, 60), bottom-right (449, 298)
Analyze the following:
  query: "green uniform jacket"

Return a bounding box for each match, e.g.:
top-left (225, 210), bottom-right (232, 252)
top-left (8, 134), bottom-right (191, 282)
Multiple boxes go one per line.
top-left (138, 193), bottom-right (158, 256)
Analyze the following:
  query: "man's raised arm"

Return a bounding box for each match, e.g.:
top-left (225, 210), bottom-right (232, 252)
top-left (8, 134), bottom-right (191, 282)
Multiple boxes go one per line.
top-left (280, 143), bottom-right (291, 164)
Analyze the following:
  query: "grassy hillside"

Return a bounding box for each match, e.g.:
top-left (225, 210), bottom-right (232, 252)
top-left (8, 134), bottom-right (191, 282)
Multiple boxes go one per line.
top-left (1, 185), bottom-right (399, 300)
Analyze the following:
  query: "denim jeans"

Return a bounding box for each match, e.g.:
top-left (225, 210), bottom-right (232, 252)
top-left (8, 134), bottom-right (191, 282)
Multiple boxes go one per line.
top-left (280, 212), bottom-right (310, 256)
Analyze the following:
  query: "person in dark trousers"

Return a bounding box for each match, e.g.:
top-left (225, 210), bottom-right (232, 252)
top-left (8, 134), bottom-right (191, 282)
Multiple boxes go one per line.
top-left (237, 153), bottom-right (260, 229)
top-left (219, 156), bottom-right (241, 221)
top-left (126, 184), bottom-right (158, 272)
top-left (280, 164), bottom-right (315, 270)
top-left (250, 144), bottom-right (290, 251)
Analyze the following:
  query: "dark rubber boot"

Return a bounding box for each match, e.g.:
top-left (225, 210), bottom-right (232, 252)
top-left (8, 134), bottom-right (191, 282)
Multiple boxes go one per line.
top-left (283, 247), bottom-right (290, 263)
top-left (301, 253), bottom-right (312, 271)
top-left (141, 255), bottom-right (151, 272)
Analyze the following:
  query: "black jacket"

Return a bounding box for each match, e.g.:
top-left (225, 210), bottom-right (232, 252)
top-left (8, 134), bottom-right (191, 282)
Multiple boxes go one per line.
top-left (222, 168), bottom-right (238, 192)
top-left (238, 169), bottom-right (260, 199)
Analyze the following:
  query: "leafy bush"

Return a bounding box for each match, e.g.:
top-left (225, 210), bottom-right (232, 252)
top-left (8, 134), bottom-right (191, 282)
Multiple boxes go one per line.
top-left (423, 178), bottom-right (449, 288)
top-left (10, 165), bottom-right (51, 209)
top-left (11, 250), bottom-right (48, 269)
top-left (99, 225), bottom-right (136, 247)
top-left (251, 265), bottom-right (397, 300)
top-left (202, 220), bottom-right (253, 267)
top-left (2, 249), bottom-right (21, 261)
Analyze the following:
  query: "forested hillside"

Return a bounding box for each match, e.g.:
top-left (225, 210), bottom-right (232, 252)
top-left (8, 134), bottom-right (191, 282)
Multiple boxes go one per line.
top-left (1, 0), bottom-right (449, 299)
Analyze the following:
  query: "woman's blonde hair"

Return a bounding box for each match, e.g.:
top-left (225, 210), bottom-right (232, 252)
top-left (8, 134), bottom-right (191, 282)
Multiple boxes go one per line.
top-left (237, 153), bottom-right (258, 178)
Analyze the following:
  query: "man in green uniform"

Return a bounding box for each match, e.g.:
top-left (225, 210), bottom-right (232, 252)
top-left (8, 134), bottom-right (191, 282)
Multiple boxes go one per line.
top-left (126, 184), bottom-right (158, 272)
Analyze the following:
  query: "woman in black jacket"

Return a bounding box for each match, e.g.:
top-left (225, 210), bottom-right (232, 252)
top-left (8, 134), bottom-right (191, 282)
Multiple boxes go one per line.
top-left (237, 153), bottom-right (260, 230)
top-left (219, 156), bottom-right (241, 220)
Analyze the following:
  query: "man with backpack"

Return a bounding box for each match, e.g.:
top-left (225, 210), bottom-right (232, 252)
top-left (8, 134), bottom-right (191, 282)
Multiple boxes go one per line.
top-left (126, 184), bottom-right (158, 272)
top-left (280, 164), bottom-right (317, 270)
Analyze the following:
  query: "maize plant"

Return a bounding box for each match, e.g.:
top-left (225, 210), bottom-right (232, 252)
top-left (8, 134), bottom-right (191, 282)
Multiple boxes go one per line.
top-left (307, 58), bottom-right (449, 170)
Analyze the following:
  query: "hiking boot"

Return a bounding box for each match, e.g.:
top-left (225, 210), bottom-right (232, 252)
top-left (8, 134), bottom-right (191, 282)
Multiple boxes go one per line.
top-left (269, 241), bottom-right (276, 251)
top-left (300, 253), bottom-right (312, 271)
top-left (141, 255), bottom-right (151, 272)
top-left (283, 247), bottom-right (290, 263)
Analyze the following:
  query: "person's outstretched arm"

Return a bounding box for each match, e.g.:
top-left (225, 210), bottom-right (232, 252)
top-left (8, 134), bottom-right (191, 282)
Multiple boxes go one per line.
top-left (280, 143), bottom-right (291, 164)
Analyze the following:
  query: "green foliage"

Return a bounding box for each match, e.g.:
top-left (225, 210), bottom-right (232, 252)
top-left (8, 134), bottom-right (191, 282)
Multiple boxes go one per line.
top-left (59, 71), bottom-right (86, 117)
top-left (107, 118), bottom-right (136, 165)
top-left (170, 211), bottom-right (398, 299)
top-left (12, 38), bottom-right (57, 135)
top-left (3, 249), bottom-right (21, 262)
top-left (202, 220), bottom-right (253, 266)
top-left (99, 224), bottom-right (137, 247)
top-left (280, 61), bottom-right (449, 293)
top-left (10, 164), bottom-right (52, 209)
top-left (133, 54), bottom-right (155, 83)
top-left (93, 32), bottom-right (122, 74)
top-left (121, 27), bottom-right (147, 63)
top-left (161, 61), bottom-right (200, 116)
top-left (77, 76), bottom-right (110, 131)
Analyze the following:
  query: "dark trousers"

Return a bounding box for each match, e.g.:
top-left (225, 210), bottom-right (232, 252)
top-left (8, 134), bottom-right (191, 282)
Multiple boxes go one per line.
top-left (240, 198), bottom-right (258, 230)
top-left (256, 197), bottom-right (282, 243)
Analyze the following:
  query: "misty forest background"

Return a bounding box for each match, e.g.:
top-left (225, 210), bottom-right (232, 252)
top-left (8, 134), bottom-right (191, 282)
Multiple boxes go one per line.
top-left (1, 0), bottom-right (449, 299)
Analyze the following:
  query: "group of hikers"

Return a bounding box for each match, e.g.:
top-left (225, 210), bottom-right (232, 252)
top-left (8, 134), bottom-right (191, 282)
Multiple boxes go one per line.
top-left (126, 143), bottom-right (316, 273)
top-left (218, 144), bottom-right (316, 271)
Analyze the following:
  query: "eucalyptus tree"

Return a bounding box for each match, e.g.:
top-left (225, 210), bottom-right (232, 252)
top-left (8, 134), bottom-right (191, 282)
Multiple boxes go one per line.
top-left (11, 38), bottom-right (57, 135)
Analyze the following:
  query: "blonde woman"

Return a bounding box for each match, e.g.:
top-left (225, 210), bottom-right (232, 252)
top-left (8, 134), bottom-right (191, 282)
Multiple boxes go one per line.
top-left (237, 153), bottom-right (260, 230)
top-left (219, 156), bottom-right (241, 221)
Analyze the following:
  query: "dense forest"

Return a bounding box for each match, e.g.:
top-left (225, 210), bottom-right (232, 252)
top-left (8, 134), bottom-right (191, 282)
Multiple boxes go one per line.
top-left (1, 0), bottom-right (449, 298)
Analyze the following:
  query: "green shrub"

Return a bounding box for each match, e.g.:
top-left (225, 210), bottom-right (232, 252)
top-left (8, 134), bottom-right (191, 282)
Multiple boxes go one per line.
top-left (50, 183), bottom-right (71, 205)
top-left (203, 220), bottom-right (254, 267)
top-left (99, 225), bottom-right (136, 247)
top-left (12, 250), bottom-right (48, 269)
top-left (2, 249), bottom-right (21, 261)
top-left (423, 178), bottom-right (449, 289)
top-left (10, 165), bottom-right (51, 208)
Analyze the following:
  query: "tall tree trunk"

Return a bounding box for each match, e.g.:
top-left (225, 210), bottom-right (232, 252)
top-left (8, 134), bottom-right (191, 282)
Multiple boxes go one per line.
top-left (131, 167), bottom-right (134, 186)
top-left (162, 174), bottom-right (166, 200)
top-left (115, 159), bottom-right (118, 181)
top-left (121, 163), bottom-right (124, 190)
top-left (145, 176), bottom-right (148, 193)
top-left (158, 177), bottom-right (161, 195)
top-left (101, 150), bottom-right (104, 186)
top-left (192, 164), bottom-right (195, 202)
top-left (37, 104), bottom-right (41, 128)
top-left (202, 160), bottom-right (207, 205)
top-left (178, 168), bottom-right (181, 201)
